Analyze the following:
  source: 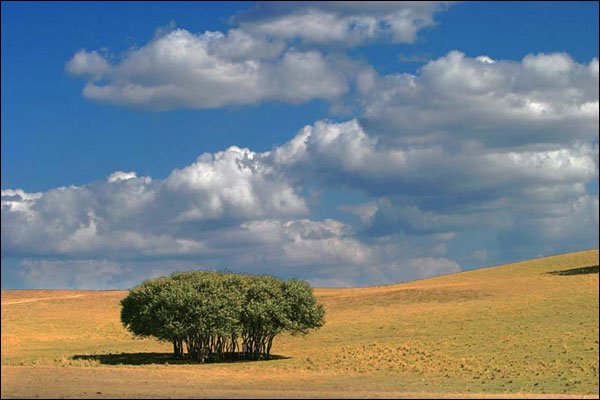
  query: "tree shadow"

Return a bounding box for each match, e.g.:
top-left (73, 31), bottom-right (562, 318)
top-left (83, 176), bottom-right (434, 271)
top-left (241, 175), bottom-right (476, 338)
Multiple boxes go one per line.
top-left (547, 265), bottom-right (598, 276)
top-left (72, 352), bottom-right (290, 366)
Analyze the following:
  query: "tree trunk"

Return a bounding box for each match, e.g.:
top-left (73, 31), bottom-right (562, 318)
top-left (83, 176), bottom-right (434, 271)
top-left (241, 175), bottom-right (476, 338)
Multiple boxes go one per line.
top-left (266, 335), bottom-right (275, 357)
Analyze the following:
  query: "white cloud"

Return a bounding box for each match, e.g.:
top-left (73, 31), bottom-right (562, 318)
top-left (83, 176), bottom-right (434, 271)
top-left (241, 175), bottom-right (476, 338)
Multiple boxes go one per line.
top-left (218, 218), bottom-right (373, 269)
top-left (66, 50), bottom-right (110, 78)
top-left (66, 3), bottom-right (455, 110)
top-left (3, 109), bottom-right (597, 287)
top-left (264, 112), bottom-right (598, 257)
top-left (107, 171), bottom-right (138, 182)
top-left (272, 119), bottom-right (413, 184)
top-left (359, 51), bottom-right (599, 148)
top-left (332, 51), bottom-right (598, 253)
top-left (237, 2), bottom-right (452, 46)
top-left (1, 189), bottom-right (42, 219)
top-left (164, 146), bottom-right (307, 221)
top-left (1, 146), bottom-right (308, 259)
top-left (476, 55), bottom-right (496, 64)
top-left (271, 119), bottom-right (597, 199)
top-left (13, 38), bottom-right (600, 289)
top-left (67, 28), bottom-right (349, 110)
top-left (1, 137), bottom-right (470, 288)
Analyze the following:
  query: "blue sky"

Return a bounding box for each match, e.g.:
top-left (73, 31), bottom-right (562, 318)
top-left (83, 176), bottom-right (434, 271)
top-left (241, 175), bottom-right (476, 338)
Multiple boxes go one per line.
top-left (2, 1), bottom-right (598, 289)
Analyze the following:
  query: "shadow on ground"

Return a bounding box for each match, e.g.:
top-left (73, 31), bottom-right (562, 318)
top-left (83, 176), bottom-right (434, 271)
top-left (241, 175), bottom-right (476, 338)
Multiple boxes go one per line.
top-left (547, 265), bottom-right (599, 276)
top-left (72, 352), bottom-right (290, 365)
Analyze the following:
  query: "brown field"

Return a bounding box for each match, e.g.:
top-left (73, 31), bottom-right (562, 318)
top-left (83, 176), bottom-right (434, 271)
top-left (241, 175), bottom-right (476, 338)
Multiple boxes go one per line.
top-left (2, 249), bottom-right (599, 398)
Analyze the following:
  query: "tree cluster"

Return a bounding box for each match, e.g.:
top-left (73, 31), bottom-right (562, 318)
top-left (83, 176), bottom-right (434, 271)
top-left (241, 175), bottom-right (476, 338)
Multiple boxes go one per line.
top-left (120, 271), bottom-right (325, 363)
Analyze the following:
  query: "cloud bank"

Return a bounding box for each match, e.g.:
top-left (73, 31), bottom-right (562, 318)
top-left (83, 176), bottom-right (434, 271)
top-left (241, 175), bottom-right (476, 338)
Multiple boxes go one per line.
top-left (4, 3), bottom-right (598, 288)
top-left (66, 2), bottom-right (451, 110)
top-left (8, 50), bottom-right (600, 287)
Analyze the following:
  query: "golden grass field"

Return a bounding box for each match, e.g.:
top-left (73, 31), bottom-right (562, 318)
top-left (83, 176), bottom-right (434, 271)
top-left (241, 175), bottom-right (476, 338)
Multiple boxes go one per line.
top-left (1, 249), bottom-right (598, 398)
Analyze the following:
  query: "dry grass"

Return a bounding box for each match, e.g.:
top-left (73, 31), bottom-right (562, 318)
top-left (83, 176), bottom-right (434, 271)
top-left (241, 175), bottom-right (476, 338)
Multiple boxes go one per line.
top-left (2, 249), bottom-right (598, 398)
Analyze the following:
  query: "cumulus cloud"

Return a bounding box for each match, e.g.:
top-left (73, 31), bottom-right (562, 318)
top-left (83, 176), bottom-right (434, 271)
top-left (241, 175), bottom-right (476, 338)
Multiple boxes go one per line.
top-left (1, 146), bottom-right (308, 259)
top-left (6, 102), bottom-right (596, 288)
top-left (0, 133), bottom-right (471, 288)
top-left (16, 31), bottom-right (600, 289)
top-left (66, 50), bottom-right (110, 78)
top-left (359, 51), bottom-right (599, 148)
top-left (2, 187), bottom-right (446, 288)
top-left (267, 51), bottom-right (595, 257)
top-left (66, 3), bottom-right (454, 110)
top-left (267, 108), bottom-right (598, 254)
top-left (107, 171), bottom-right (138, 182)
top-left (271, 119), bottom-right (598, 198)
top-left (339, 51), bottom-right (598, 253)
top-left (0, 189), bottom-right (42, 218)
top-left (67, 28), bottom-right (349, 110)
top-left (236, 2), bottom-right (452, 46)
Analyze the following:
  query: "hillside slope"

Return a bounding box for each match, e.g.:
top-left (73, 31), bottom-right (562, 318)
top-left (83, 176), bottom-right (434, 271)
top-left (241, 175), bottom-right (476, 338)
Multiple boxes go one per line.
top-left (2, 249), bottom-right (598, 398)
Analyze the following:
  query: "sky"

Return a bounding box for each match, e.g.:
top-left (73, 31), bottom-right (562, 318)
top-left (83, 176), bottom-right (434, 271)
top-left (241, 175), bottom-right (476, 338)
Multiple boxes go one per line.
top-left (1, 1), bottom-right (598, 289)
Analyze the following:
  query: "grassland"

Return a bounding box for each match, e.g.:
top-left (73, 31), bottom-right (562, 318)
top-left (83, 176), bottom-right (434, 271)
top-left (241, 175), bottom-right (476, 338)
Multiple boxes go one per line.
top-left (1, 250), bottom-right (598, 398)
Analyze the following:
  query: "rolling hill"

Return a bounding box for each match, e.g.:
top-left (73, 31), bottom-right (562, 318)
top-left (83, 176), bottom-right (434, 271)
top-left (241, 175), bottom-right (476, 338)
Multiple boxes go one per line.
top-left (1, 249), bottom-right (598, 398)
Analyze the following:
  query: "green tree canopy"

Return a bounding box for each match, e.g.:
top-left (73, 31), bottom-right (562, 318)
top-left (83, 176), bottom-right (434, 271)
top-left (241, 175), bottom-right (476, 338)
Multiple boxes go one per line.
top-left (120, 271), bottom-right (324, 362)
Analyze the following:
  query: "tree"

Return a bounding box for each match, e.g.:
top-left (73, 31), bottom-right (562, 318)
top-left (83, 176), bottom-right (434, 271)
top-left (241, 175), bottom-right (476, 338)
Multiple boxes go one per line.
top-left (283, 279), bottom-right (325, 335)
top-left (120, 277), bottom-right (188, 357)
top-left (120, 271), bottom-right (324, 363)
top-left (239, 275), bottom-right (289, 359)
